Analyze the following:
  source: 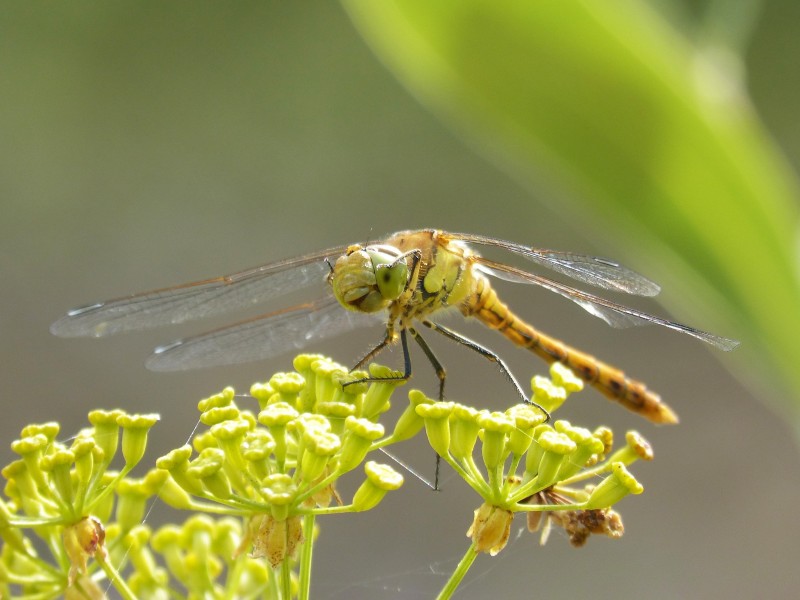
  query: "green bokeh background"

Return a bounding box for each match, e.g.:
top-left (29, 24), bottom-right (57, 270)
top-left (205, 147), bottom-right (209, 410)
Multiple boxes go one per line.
top-left (2, 1), bottom-right (798, 597)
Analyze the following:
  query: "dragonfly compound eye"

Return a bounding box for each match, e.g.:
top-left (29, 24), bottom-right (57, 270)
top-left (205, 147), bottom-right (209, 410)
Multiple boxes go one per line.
top-left (373, 262), bottom-right (408, 301)
top-left (366, 245), bottom-right (409, 302)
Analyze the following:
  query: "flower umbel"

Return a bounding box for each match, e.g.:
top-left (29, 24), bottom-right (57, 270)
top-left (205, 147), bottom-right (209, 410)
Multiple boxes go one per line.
top-left (415, 362), bottom-right (652, 597)
top-left (0, 356), bottom-right (412, 599)
top-left (153, 355), bottom-right (408, 597)
top-left (1, 411), bottom-right (158, 598)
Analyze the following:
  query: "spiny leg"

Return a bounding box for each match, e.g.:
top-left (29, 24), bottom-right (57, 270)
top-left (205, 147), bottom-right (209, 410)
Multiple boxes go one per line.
top-left (351, 332), bottom-right (393, 372)
top-left (345, 329), bottom-right (442, 491)
top-left (348, 327), bottom-right (448, 490)
top-left (346, 328), bottom-right (412, 387)
top-left (408, 326), bottom-right (446, 401)
top-left (421, 320), bottom-right (550, 421)
top-left (408, 326), bottom-right (447, 491)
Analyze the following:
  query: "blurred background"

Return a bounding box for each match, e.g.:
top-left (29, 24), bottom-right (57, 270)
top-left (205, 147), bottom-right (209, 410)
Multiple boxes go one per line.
top-left (1, 1), bottom-right (798, 597)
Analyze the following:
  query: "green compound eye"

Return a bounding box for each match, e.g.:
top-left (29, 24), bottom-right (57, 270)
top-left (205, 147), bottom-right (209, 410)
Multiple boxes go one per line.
top-left (365, 247), bottom-right (409, 302)
top-left (374, 260), bottom-right (408, 300)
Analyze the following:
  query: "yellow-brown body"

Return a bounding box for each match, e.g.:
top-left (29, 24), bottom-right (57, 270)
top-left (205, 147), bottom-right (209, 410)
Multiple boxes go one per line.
top-left (379, 230), bottom-right (676, 424)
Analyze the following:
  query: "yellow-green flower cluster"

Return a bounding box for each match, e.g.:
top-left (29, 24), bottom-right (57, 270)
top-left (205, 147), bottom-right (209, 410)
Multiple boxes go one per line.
top-left (415, 362), bottom-right (650, 555)
top-left (113, 516), bottom-right (274, 599)
top-left (154, 355), bottom-right (410, 569)
top-left (0, 355), bottom-right (660, 600)
top-left (0, 411), bottom-right (158, 598)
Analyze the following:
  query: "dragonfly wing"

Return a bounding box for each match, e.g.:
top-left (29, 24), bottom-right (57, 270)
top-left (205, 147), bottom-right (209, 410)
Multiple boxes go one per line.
top-left (50, 245), bottom-right (351, 338)
top-left (447, 232), bottom-right (661, 296)
top-left (146, 296), bottom-right (383, 371)
top-left (475, 258), bottom-right (739, 351)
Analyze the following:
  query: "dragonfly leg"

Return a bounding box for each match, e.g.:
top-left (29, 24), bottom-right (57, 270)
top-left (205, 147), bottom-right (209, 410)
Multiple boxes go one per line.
top-left (347, 328), bottom-right (444, 490)
top-left (404, 249), bottom-right (423, 288)
top-left (421, 320), bottom-right (551, 422)
top-left (408, 326), bottom-right (446, 401)
top-left (351, 332), bottom-right (393, 371)
top-left (346, 328), bottom-right (412, 386)
top-left (407, 326), bottom-right (447, 492)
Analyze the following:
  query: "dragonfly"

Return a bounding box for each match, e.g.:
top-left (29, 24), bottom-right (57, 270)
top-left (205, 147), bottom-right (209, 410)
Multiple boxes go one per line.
top-left (51, 229), bottom-right (739, 424)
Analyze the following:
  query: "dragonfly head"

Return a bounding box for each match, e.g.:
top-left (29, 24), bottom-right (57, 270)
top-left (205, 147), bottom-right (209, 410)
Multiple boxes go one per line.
top-left (330, 244), bottom-right (409, 313)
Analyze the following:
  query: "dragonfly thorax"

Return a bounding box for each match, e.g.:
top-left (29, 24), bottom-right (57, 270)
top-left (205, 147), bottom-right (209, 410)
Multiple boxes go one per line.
top-left (329, 244), bottom-right (410, 314)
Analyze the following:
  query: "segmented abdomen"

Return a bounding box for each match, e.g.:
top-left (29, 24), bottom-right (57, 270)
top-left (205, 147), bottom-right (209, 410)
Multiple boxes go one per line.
top-left (462, 276), bottom-right (678, 424)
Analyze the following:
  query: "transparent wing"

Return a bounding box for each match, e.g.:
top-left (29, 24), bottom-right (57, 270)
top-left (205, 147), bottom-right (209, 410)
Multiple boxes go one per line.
top-left (146, 296), bottom-right (383, 371)
top-left (50, 244), bottom-right (351, 338)
top-left (475, 258), bottom-right (739, 351)
top-left (447, 232), bottom-right (661, 296)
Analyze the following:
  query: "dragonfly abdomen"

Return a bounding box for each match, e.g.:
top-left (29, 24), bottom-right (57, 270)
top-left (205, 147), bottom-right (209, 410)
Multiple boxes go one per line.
top-left (463, 276), bottom-right (678, 424)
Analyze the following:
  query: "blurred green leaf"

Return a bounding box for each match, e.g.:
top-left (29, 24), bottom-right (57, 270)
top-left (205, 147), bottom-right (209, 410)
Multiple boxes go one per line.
top-left (342, 0), bottom-right (800, 422)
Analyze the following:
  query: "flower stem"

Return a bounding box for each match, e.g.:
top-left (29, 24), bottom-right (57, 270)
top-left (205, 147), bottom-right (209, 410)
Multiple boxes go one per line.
top-left (96, 551), bottom-right (137, 600)
top-left (436, 543), bottom-right (479, 600)
top-left (279, 557), bottom-right (293, 599)
top-left (298, 513), bottom-right (316, 600)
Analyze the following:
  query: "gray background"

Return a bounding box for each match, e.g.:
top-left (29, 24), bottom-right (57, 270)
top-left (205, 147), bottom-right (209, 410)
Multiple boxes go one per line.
top-left (1, 1), bottom-right (798, 598)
